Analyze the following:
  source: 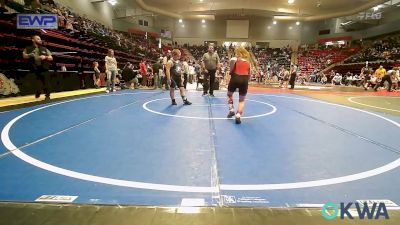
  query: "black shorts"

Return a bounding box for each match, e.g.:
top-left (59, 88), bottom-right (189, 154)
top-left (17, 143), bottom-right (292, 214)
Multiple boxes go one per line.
top-left (170, 75), bottom-right (184, 88)
top-left (228, 74), bottom-right (249, 96)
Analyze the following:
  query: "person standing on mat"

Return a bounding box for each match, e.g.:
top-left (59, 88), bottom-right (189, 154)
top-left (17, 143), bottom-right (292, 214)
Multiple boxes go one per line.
top-left (166, 49), bottom-right (192, 106)
top-left (139, 59), bottom-right (147, 88)
top-left (202, 43), bottom-right (220, 97)
top-left (227, 46), bottom-right (251, 124)
top-left (373, 65), bottom-right (386, 91)
top-left (181, 57), bottom-right (189, 89)
top-left (93, 61), bottom-right (101, 88)
top-left (105, 49), bottom-right (118, 93)
top-left (289, 64), bottom-right (297, 89)
top-left (23, 35), bottom-right (53, 101)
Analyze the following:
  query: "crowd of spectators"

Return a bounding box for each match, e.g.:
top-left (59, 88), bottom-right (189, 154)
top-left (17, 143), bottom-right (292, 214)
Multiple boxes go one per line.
top-left (345, 37), bottom-right (400, 63)
top-left (186, 44), bottom-right (293, 84)
top-left (0, 0), bottom-right (175, 93)
top-left (297, 46), bottom-right (359, 77)
top-left (3, 0), bottom-right (162, 59)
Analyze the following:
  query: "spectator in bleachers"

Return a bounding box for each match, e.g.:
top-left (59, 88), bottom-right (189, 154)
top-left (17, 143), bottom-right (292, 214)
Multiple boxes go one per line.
top-left (24, 0), bottom-right (41, 10)
top-left (93, 61), bottom-right (101, 88)
top-left (146, 63), bottom-right (153, 87)
top-left (332, 73), bottom-right (342, 85)
top-left (139, 59), bottom-right (147, 87)
top-left (152, 58), bottom-right (163, 89)
top-left (0, 0), bottom-right (8, 13)
top-left (321, 74), bottom-right (328, 85)
top-left (374, 67), bottom-right (396, 92)
top-left (23, 35), bottom-right (53, 100)
top-left (346, 37), bottom-right (400, 63)
top-left (298, 46), bottom-right (357, 78)
top-left (105, 49), bottom-right (118, 93)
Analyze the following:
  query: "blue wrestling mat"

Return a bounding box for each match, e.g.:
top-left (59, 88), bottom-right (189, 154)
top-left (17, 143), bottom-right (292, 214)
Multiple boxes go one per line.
top-left (1, 90), bottom-right (400, 207)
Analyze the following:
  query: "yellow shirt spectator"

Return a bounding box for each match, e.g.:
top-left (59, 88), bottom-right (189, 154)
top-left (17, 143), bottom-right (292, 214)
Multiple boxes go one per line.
top-left (375, 66), bottom-right (386, 78)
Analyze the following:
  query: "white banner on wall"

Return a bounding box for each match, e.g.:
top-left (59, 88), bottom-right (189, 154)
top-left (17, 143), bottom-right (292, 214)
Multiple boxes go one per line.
top-left (226, 20), bottom-right (249, 39)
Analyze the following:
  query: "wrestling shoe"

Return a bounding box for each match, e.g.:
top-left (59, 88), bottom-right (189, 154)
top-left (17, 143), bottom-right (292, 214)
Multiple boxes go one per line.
top-left (235, 113), bottom-right (241, 124)
top-left (227, 111), bottom-right (235, 118)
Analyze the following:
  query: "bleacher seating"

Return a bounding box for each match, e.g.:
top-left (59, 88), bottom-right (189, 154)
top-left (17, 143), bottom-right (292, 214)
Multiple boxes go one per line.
top-left (298, 47), bottom-right (360, 76)
top-left (0, 0), bottom-right (167, 95)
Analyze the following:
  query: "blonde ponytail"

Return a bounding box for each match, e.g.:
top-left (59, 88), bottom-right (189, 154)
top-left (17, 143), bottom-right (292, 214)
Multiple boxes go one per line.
top-left (235, 46), bottom-right (251, 62)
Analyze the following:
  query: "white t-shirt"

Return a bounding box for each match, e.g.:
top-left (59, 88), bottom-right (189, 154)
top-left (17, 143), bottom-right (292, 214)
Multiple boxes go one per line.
top-left (105, 56), bottom-right (118, 71)
top-left (189, 65), bottom-right (195, 75)
top-left (182, 61), bottom-right (190, 74)
top-left (333, 75), bottom-right (342, 83)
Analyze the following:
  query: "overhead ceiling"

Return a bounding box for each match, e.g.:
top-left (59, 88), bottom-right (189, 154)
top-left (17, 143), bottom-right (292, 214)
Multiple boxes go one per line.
top-left (126, 0), bottom-right (388, 21)
top-left (339, 0), bottom-right (400, 31)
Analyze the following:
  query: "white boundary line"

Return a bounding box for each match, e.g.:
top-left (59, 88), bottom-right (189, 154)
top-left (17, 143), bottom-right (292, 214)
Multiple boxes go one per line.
top-left (348, 96), bottom-right (400, 113)
top-left (143, 97), bottom-right (277, 120)
top-left (1, 93), bottom-right (400, 192)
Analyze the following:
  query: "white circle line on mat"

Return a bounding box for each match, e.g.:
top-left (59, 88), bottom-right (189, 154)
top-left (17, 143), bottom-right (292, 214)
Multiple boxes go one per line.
top-left (142, 97), bottom-right (277, 120)
top-left (1, 93), bottom-right (399, 192)
top-left (348, 96), bottom-right (400, 113)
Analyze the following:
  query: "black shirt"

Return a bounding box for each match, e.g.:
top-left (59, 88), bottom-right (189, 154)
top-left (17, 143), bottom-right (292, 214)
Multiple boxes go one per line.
top-left (24, 45), bottom-right (51, 72)
top-left (170, 60), bottom-right (183, 77)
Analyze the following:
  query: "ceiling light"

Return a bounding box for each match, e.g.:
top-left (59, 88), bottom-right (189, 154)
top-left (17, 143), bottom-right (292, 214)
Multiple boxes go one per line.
top-left (273, 21), bottom-right (277, 25)
top-left (179, 19), bottom-right (183, 23)
top-left (373, 5), bottom-right (382, 11)
top-left (296, 21), bottom-right (300, 25)
top-left (182, 24), bottom-right (185, 27)
top-left (274, 15), bottom-right (297, 20)
top-left (201, 19), bottom-right (205, 23)
top-left (289, 26), bottom-right (293, 29)
top-left (107, 0), bottom-right (117, 5)
top-left (288, 0), bottom-right (295, 4)
top-left (340, 21), bottom-right (353, 26)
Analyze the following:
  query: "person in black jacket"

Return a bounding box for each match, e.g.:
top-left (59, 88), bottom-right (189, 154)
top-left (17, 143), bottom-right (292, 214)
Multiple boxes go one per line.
top-left (289, 64), bottom-right (297, 89)
top-left (121, 62), bottom-right (136, 89)
top-left (23, 35), bottom-right (53, 100)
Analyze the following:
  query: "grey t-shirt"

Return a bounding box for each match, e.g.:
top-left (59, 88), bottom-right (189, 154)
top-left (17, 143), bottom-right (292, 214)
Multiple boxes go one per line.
top-left (202, 52), bottom-right (220, 70)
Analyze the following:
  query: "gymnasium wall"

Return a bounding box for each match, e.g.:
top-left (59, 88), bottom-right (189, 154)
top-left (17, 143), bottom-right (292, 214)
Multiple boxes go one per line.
top-left (171, 17), bottom-right (301, 48)
top-left (112, 6), bottom-right (158, 33)
top-left (306, 8), bottom-right (400, 42)
top-left (55, 0), bottom-right (114, 27)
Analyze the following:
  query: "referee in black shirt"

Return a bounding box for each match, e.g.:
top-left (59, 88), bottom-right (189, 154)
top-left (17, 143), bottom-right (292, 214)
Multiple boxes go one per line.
top-left (23, 35), bottom-right (53, 100)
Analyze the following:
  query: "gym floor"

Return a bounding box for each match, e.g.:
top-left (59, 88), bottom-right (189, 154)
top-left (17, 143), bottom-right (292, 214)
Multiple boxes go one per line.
top-left (0, 86), bottom-right (399, 224)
